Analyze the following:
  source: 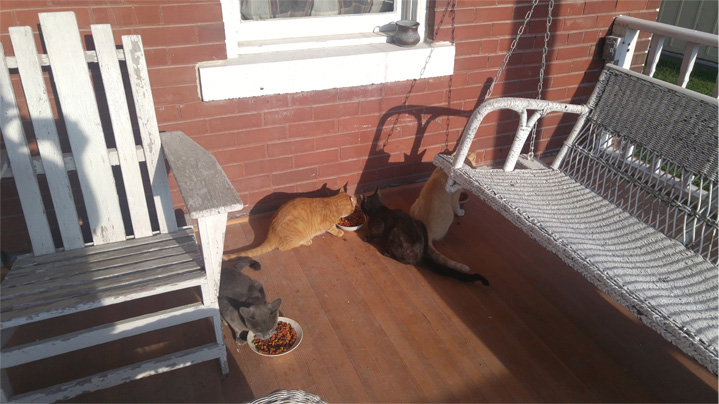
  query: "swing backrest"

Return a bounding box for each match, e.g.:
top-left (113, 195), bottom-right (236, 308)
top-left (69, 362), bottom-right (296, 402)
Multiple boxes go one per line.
top-left (557, 64), bottom-right (718, 262)
top-left (0, 12), bottom-right (177, 256)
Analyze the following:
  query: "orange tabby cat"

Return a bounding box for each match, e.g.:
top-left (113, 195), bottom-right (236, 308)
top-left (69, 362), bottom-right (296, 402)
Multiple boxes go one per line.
top-left (223, 189), bottom-right (357, 260)
top-left (410, 151), bottom-right (478, 273)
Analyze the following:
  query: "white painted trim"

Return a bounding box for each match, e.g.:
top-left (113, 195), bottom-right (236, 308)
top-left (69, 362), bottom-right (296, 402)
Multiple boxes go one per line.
top-left (220, 0), bottom-right (418, 57)
top-left (236, 32), bottom-right (389, 55)
top-left (613, 15), bottom-right (718, 47)
top-left (238, 12), bottom-right (401, 42)
top-left (611, 15), bottom-right (719, 97)
top-left (198, 41), bottom-right (454, 101)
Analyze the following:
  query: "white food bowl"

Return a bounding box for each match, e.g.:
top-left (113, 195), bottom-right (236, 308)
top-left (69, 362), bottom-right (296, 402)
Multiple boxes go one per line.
top-left (247, 317), bottom-right (303, 357)
top-left (336, 210), bottom-right (366, 231)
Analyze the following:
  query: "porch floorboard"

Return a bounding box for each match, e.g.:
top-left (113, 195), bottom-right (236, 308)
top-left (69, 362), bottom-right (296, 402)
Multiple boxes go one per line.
top-left (4, 183), bottom-right (717, 403)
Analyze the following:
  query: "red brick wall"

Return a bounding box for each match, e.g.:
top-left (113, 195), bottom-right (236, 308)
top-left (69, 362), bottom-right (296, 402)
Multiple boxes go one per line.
top-left (0, 0), bottom-right (659, 254)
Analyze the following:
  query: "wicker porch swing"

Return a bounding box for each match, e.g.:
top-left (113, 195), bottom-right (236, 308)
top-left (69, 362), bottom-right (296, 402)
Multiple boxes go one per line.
top-left (433, 1), bottom-right (719, 374)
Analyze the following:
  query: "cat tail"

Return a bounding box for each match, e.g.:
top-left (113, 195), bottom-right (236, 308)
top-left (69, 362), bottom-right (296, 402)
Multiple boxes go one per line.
top-left (426, 242), bottom-right (470, 273)
top-left (420, 254), bottom-right (490, 285)
top-left (222, 240), bottom-right (275, 261)
top-left (227, 256), bottom-right (261, 271)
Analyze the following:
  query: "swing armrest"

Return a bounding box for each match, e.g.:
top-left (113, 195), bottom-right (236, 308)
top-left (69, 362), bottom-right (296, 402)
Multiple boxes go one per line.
top-left (451, 98), bottom-right (589, 175)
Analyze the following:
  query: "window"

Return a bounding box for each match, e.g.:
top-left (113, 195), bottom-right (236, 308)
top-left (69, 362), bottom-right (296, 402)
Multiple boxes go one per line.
top-left (221, 0), bottom-right (423, 56)
top-left (199, 0), bottom-right (453, 101)
top-left (241, 0), bottom-right (394, 20)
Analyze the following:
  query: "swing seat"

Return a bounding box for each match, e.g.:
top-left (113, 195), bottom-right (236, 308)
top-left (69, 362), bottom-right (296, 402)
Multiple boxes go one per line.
top-left (435, 64), bottom-right (718, 374)
top-left (1, 12), bottom-right (242, 402)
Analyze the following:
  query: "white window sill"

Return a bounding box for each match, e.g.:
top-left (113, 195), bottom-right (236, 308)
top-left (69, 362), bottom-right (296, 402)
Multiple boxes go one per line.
top-left (197, 41), bottom-right (455, 101)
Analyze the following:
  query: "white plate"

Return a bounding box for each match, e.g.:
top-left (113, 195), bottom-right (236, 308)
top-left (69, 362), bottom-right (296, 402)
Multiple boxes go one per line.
top-left (247, 317), bottom-right (303, 357)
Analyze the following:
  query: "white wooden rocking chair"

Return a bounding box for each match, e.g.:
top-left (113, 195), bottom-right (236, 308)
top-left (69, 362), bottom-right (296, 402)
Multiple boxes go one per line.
top-left (0, 12), bottom-right (243, 402)
top-left (434, 64), bottom-right (718, 374)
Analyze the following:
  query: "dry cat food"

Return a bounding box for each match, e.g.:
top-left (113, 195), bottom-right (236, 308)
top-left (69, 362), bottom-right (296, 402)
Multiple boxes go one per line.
top-left (338, 208), bottom-right (365, 227)
top-left (252, 321), bottom-right (297, 355)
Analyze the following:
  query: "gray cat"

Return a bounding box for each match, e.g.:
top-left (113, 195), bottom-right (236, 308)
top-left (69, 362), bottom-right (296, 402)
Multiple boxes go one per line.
top-left (219, 257), bottom-right (282, 344)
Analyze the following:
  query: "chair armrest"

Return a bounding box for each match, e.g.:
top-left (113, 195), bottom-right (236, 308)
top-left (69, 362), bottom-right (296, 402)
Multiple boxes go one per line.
top-left (452, 97), bottom-right (588, 173)
top-left (160, 131), bottom-right (243, 219)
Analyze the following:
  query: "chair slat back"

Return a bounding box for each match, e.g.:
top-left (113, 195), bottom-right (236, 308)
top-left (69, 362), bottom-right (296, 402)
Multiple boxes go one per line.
top-left (0, 12), bottom-right (177, 256)
top-left (91, 24), bottom-right (154, 238)
top-left (8, 26), bottom-right (86, 251)
top-left (121, 34), bottom-right (177, 235)
top-left (38, 12), bottom-right (126, 246)
top-left (0, 43), bottom-right (56, 255)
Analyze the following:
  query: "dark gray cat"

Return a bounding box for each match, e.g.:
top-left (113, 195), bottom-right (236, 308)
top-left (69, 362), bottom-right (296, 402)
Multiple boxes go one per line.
top-left (361, 188), bottom-right (489, 284)
top-left (219, 257), bottom-right (282, 344)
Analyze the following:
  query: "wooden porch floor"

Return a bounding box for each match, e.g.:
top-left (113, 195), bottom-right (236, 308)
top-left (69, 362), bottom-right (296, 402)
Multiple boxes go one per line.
top-left (5, 183), bottom-right (717, 403)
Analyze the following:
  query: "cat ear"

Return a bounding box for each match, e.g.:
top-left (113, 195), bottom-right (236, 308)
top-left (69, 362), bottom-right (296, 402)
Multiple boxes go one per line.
top-left (373, 187), bottom-right (379, 196)
top-left (342, 182), bottom-right (348, 192)
top-left (239, 307), bottom-right (252, 319)
top-left (269, 298), bottom-right (282, 312)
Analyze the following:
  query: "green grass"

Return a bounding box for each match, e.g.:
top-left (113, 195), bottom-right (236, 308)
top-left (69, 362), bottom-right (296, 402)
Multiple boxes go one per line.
top-left (648, 57), bottom-right (717, 96)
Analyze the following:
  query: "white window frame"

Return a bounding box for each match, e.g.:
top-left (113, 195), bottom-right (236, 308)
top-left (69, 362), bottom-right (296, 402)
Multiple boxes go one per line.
top-left (199, 0), bottom-right (453, 101)
top-left (221, 0), bottom-right (424, 56)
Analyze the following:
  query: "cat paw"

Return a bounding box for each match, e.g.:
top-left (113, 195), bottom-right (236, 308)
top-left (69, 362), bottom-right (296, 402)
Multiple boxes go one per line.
top-left (455, 208), bottom-right (465, 217)
top-left (327, 227), bottom-right (344, 237)
top-left (236, 330), bottom-right (249, 345)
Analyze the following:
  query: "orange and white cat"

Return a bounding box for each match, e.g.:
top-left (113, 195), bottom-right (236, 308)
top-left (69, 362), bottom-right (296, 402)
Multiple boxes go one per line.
top-left (223, 189), bottom-right (357, 260)
top-left (410, 151), bottom-right (478, 273)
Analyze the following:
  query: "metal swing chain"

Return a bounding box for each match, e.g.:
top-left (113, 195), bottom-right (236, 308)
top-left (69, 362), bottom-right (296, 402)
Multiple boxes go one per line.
top-left (382, 0), bottom-right (456, 151)
top-left (443, 1), bottom-right (456, 152)
top-left (483, 0), bottom-right (541, 102)
top-left (528, 0), bottom-right (554, 160)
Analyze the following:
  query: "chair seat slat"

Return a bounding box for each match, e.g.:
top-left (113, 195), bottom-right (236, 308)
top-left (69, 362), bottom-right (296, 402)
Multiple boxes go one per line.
top-left (1, 302), bottom-right (210, 368)
top-left (9, 344), bottom-right (224, 404)
top-left (0, 44), bottom-right (55, 255)
top-left (38, 11), bottom-right (125, 245)
top-left (9, 227), bottom-right (196, 270)
top-left (2, 260), bottom-right (203, 315)
top-left (9, 26), bottom-right (85, 250)
top-left (0, 270), bottom-right (206, 329)
top-left (2, 234), bottom-right (198, 289)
